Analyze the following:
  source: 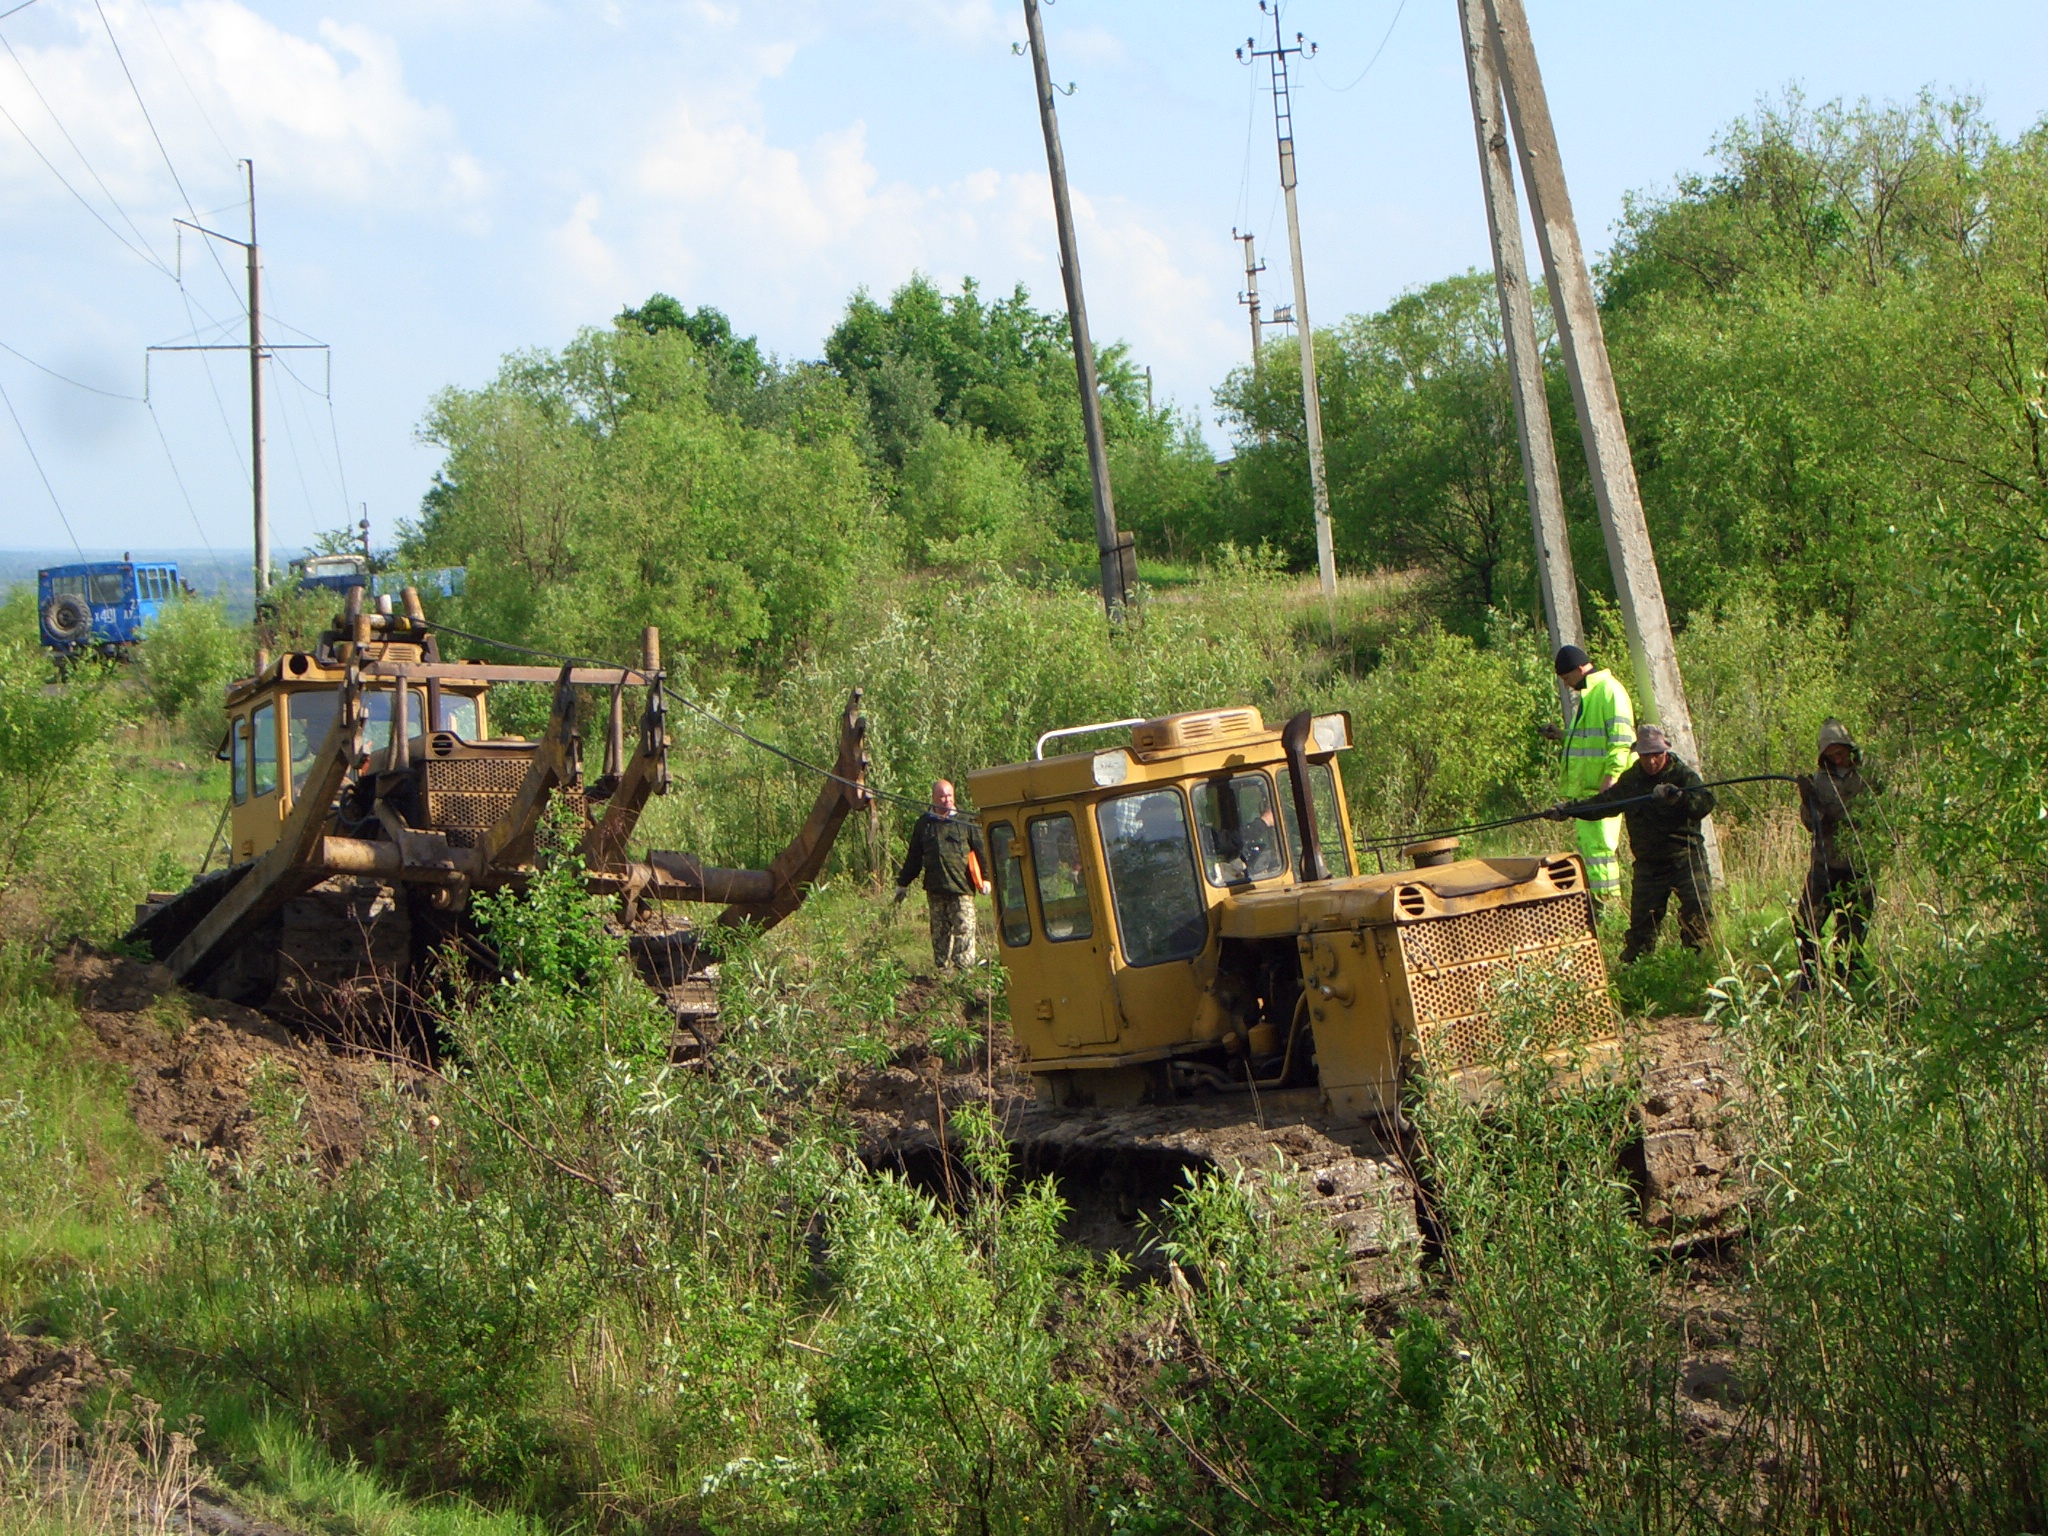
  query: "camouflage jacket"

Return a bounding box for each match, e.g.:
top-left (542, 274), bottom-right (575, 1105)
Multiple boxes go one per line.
top-left (897, 812), bottom-right (989, 896)
top-left (1800, 721), bottom-right (1880, 872)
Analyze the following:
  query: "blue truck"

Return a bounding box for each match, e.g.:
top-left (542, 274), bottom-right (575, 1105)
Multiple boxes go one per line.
top-left (38, 559), bottom-right (183, 663)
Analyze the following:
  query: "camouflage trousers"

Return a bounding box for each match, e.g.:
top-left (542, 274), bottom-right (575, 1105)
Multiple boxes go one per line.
top-left (928, 892), bottom-right (977, 971)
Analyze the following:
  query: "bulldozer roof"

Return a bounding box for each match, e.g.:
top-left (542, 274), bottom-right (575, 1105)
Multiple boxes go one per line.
top-left (969, 706), bottom-right (1351, 809)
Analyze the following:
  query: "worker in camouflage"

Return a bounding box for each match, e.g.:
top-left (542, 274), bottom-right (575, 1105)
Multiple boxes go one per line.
top-left (1545, 644), bottom-right (1634, 905)
top-left (895, 778), bottom-right (990, 972)
top-left (1549, 725), bottom-right (1716, 963)
top-left (1794, 718), bottom-right (1880, 990)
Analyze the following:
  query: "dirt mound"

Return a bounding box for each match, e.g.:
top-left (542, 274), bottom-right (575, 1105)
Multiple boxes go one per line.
top-left (53, 946), bottom-right (418, 1171)
top-left (1629, 1017), bottom-right (1751, 1239)
top-left (0, 1333), bottom-right (110, 1424)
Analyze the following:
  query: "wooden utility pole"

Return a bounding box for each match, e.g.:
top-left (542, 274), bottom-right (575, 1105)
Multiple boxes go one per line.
top-left (1021, 0), bottom-right (1134, 621)
top-left (1456, 0), bottom-right (1580, 681)
top-left (1234, 228), bottom-right (1266, 376)
top-left (1479, 0), bottom-right (1721, 880)
top-left (1243, 4), bottom-right (1336, 601)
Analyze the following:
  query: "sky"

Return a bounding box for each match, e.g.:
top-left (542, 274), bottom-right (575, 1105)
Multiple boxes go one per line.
top-left (2, 0), bottom-right (2045, 572)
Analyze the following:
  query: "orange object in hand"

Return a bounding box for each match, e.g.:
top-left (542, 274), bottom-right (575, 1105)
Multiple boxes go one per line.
top-left (966, 848), bottom-right (990, 895)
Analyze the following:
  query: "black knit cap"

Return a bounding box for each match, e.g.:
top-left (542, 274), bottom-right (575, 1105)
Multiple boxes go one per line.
top-left (1554, 644), bottom-right (1591, 675)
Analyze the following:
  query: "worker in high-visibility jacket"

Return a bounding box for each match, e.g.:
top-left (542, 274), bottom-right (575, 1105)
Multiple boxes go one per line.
top-left (1548, 644), bottom-right (1634, 904)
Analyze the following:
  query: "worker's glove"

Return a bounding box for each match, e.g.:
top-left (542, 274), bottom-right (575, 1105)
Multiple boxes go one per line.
top-left (1537, 722), bottom-right (1565, 744)
top-left (892, 885), bottom-right (910, 905)
top-left (1652, 783), bottom-right (1685, 805)
top-left (1543, 802), bottom-right (1573, 822)
top-left (1794, 773), bottom-right (1815, 801)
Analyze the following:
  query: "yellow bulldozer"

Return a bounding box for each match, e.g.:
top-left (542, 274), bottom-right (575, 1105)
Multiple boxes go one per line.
top-left (968, 704), bottom-right (1616, 1114)
top-left (951, 704), bottom-right (1725, 1286)
top-left (131, 585), bottom-right (869, 1028)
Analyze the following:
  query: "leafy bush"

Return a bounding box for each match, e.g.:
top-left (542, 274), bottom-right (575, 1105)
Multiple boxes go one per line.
top-left (1331, 617), bottom-right (1554, 845)
top-left (139, 597), bottom-right (246, 753)
top-left (893, 422), bottom-right (1050, 571)
top-left (1416, 963), bottom-right (1685, 1527)
top-left (1099, 1168), bottom-right (1450, 1534)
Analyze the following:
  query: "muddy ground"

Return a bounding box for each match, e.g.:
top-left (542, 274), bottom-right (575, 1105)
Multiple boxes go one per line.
top-left (54, 945), bottom-right (420, 1171)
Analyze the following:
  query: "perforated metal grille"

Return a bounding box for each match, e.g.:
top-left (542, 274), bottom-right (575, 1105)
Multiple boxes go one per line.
top-left (1396, 892), bottom-right (1618, 1074)
top-left (424, 756), bottom-right (530, 832)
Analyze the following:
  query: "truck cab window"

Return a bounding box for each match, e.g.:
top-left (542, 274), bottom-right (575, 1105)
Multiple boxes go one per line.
top-left (1028, 814), bottom-right (1093, 942)
top-left (90, 572), bottom-right (126, 606)
top-left (1278, 762), bottom-right (1353, 877)
top-left (988, 823), bottom-right (1032, 947)
top-left (1097, 789), bottom-right (1208, 967)
top-left (1191, 773), bottom-right (1286, 886)
top-left (231, 716), bottom-right (249, 804)
top-left (288, 692), bottom-right (341, 794)
top-left (250, 702), bottom-right (278, 797)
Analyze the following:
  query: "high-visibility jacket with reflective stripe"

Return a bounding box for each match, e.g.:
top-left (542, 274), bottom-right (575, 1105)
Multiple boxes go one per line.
top-left (1561, 669), bottom-right (1635, 799)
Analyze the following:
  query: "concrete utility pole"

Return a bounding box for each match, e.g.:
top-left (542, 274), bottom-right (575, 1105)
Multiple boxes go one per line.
top-left (1479, 0), bottom-right (1721, 881)
top-left (1021, 0), bottom-right (1135, 621)
top-left (1456, 0), bottom-right (1580, 686)
top-left (155, 160), bottom-right (328, 623)
top-left (1242, 4), bottom-right (1336, 601)
top-left (245, 161), bottom-right (266, 605)
top-left (1234, 228), bottom-right (1266, 376)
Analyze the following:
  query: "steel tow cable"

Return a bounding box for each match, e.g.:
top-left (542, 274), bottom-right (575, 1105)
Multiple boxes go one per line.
top-left (417, 619), bottom-right (1810, 834)
top-left (417, 618), bottom-right (932, 810)
top-left (1355, 774), bottom-right (1802, 852)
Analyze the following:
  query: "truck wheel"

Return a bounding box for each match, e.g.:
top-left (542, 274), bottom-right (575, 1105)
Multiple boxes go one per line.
top-left (44, 593), bottom-right (92, 643)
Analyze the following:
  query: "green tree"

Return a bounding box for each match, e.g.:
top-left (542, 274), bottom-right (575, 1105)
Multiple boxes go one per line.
top-left (409, 326), bottom-right (883, 674)
top-left (825, 274), bottom-right (1213, 555)
top-left (1217, 273), bottom-right (1568, 622)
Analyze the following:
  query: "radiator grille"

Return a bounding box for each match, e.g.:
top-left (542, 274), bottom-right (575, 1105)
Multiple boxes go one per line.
top-left (1396, 892), bottom-right (1617, 1074)
top-left (423, 756), bottom-right (530, 834)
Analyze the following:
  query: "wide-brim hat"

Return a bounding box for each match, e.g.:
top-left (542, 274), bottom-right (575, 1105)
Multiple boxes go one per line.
top-left (1633, 725), bottom-right (1670, 756)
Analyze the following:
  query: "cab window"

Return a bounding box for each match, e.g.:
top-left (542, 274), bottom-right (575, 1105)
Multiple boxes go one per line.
top-left (250, 702), bottom-right (278, 797)
top-left (1278, 762), bottom-right (1353, 877)
top-left (1028, 814), bottom-right (1093, 942)
top-left (362, 687), bottom-right (430, 753)
top-left (438, 693), bottom-right (481, 739)
top-left (288, 691), bottom-right (341, 794)
top-left (1191, 773), bottom-right (1286, 887)
top-left (231, 715), bottom-right (250, 804)
top-left (90, 571), bottom-right (126, 606)
top-left (1096, 789), bottom-right (1208, 967)
top-left (988, 823), bottom-right (1032, 948)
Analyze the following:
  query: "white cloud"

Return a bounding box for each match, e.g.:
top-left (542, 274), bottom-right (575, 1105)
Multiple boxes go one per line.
top-left (0, 1), bottom-right (480, 214)
top-left (552, 88), bottom-right (1234, 419)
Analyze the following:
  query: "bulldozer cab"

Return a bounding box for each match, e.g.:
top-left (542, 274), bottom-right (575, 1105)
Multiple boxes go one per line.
top-left (219, 651), bottom-right (488, 865)
top-left (968, 706), bottom-right (1617, 1123)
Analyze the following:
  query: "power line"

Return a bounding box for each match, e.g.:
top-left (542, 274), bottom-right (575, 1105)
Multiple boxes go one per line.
top-left (135, 0), bottom-right (234, 164)
top-left (0, 94), bottom-right (173, 276)
top-left (0, 339), bottom-right (142, 400)
top-left (0, 374), bottom-right (85, 558)
top-left (145, 397), bottom-right (230, 588)
top-left (0, 28), bottom-right (171, 269)
top-left (1311, 0), bottom-right (1407, 93)
top-left (93, 0), bottom-right (242, 310)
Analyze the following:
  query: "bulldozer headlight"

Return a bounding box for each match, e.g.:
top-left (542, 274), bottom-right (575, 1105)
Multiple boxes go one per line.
top-left (1092, 749), bottom-right (1131, 787)
top-left (1311, 713), bottom-right (1351, 754)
